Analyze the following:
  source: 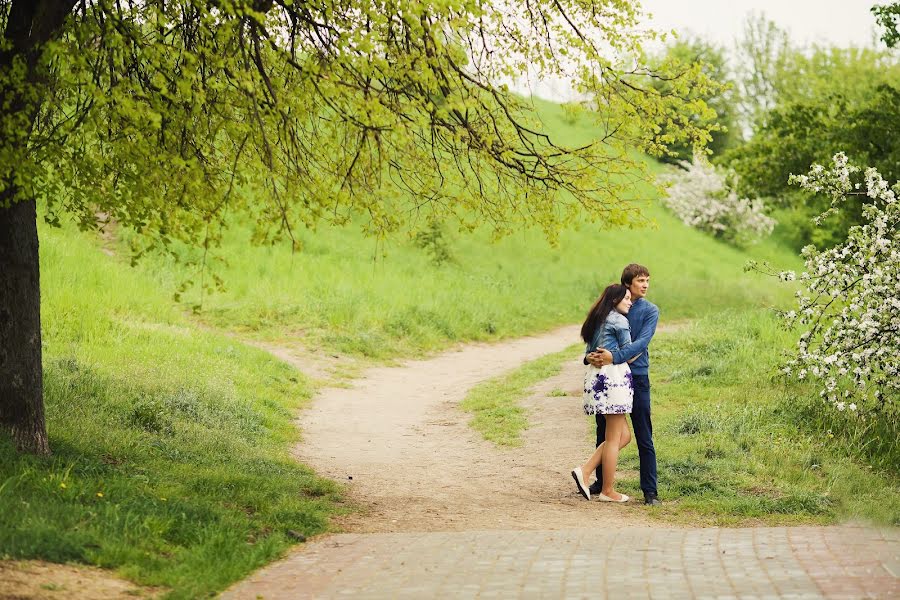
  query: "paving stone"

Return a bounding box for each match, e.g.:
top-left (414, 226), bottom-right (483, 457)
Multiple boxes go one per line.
top-left (221, 526), bottom-right (898, 599)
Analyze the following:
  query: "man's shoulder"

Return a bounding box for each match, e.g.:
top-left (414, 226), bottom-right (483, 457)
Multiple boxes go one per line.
top-left (636, 299), bottom-right (659, 315)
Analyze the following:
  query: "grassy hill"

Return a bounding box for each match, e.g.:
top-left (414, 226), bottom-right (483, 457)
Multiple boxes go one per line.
top-left (2, 98), bottom-right (894, 598)
top-left (123, 101), bottom-right (801, 361)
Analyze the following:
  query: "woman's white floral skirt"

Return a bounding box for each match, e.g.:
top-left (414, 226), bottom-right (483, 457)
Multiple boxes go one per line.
top-left (583, 363), bottom-right (634, 415)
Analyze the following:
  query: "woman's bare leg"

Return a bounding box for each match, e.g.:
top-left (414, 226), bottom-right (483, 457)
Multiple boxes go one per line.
top-left (581, 417), bottom-right (631, 482)
top-left (621, 419), bottom-right (632, 449)
top-left (580, 441), bottom-right (605, 482)
top-left (600, 414), bottom-right (627, 499)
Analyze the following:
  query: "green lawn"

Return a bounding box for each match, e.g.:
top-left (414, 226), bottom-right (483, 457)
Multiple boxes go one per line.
top-left (463, 310), bottom-right (899, 526)
top-left (1, 224), bottom-right (345, 599)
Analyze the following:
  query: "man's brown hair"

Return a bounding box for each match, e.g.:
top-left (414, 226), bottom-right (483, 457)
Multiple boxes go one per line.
top-left (621, 263), bottom-right (650, 286)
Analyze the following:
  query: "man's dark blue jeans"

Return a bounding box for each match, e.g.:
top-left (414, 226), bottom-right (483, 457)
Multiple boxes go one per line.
top-left (593, 374), bottom-right (657, 496)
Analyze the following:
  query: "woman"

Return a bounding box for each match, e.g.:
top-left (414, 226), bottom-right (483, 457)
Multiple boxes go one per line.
top-left (571, 284), bottom-right (636, 503)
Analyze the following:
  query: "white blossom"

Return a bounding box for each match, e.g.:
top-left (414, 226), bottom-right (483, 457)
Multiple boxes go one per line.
top-left (781, 154), bottom-right (899, 417)
top-left (661, 156), bottom-right (776, 245)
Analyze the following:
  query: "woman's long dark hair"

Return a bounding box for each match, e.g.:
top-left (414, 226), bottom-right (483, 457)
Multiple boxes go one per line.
top-left (581, 284), bottom-right (628, 345)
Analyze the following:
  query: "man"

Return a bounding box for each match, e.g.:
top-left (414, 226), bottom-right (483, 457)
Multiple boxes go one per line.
top-left (586, 263), bottom-right (660, 505)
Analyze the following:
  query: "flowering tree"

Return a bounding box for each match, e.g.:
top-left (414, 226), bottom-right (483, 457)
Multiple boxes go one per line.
top-left (661, 157), bottom-right (775, 245)
top-left (751, 153), bottom-right (898, 416)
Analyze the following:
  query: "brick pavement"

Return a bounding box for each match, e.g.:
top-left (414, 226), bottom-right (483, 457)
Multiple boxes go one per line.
top-left (222, 525), bottom-right (898, 599)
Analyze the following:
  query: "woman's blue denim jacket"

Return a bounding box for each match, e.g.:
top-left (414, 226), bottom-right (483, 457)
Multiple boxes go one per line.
top-left (585, 310), bottom-right (631, 355)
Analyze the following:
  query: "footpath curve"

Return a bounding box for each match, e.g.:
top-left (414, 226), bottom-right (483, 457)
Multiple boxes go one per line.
top-left (223, 325), bottom-right (898, 599)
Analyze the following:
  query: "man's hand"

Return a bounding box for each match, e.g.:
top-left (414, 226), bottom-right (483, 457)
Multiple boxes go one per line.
top-left (586, 348), bottom-right (613, 367)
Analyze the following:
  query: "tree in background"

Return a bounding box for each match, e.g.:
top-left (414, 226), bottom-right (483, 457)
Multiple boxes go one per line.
top-left (724, 12), bottom-right (900, 249)
top-left (651, 37), bottom-right (739, 166)
top-left (0, 0), bottom-right (717, 454)
top-left (732, 12), bottom-right (791, 134)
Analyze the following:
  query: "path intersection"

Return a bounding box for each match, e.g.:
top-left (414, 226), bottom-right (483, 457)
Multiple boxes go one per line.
top-left (223, 327), bottom-right (898, 599)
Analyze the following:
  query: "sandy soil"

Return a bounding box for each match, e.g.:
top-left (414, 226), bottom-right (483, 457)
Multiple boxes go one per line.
top-left (287, 325), bottom-right (660, 533)
top-left (0, 560), bottom-right (160, 600)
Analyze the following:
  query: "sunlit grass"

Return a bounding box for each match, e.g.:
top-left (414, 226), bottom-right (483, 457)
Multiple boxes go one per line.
top-left (465, 309), bottom-right (898, 525)
top-left (461, 346), bottom-right (578, 447)
top-left (0, 223), bottom-right (345, 599)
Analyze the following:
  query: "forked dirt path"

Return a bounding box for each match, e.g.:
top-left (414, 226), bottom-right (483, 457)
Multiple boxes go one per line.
top-left (223, 323), bottom-right (898, 599)
top-left (290, 324), bottom-right (657, 533)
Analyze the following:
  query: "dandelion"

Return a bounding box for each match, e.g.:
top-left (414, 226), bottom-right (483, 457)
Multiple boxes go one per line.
top-left (59, 483), bottom-right (67, 489)
top-left (96, 492), bottom-right (104, 498)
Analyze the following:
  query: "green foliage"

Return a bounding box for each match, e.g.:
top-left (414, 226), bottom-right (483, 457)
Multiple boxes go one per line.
top-left (732, 13), bottom-right (896, 133)
top-left (651, 37), bottom-right (738, 163)
top-left (3, 0), bottom-right (720, 264)
top-left (725, 43), bottom-right (900, 248)
top-left (0, 221), bottom-right (344, 598)
top-left (873, 3), bottom-right (900, 48)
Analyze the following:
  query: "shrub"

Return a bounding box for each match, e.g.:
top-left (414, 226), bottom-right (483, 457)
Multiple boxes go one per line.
top-left (751, 153), bottom-right (898, 418)
top-left (661, 157), bottom-right (776, 245)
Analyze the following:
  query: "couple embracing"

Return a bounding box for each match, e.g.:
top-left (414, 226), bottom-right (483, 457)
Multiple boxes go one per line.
top-left (571, 264), bottom-right (660, 505)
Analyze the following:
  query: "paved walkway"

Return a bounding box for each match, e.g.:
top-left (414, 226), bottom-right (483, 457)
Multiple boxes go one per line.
top-left (223, 525), bottom-right (898, 599)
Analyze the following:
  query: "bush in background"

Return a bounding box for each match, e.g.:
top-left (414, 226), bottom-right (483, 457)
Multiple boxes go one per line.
top-left (661, 158), bottom-right (775, 245)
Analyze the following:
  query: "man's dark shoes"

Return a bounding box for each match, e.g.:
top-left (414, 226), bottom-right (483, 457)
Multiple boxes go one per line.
top-left (588, 482), bottom-right (603, 496)
top-left (644, 493), bottom-right (661, 506)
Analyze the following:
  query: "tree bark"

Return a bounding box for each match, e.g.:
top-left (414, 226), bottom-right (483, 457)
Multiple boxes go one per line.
top-left (0, 0), bottom-right (79, 454)
top-left (0, 197), bottom-right (49, 455)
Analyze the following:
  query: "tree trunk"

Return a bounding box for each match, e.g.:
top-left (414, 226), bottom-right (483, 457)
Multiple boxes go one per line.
top-left (0, 0), bottom-right (80, 455)
top-left (0, 197), bottom-right (49, 455)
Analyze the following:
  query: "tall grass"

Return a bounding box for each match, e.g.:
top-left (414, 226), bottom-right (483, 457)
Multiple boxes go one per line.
top-left (0, 223), bottom-right (344, 598)
top-left (636, 310), bottom-right (898, 525)
top-left (121, 99), bottom-right (800, 362)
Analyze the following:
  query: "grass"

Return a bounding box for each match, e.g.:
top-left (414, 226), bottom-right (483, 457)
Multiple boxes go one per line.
top-left (0, 222), bottom-right (346, 599)
top-left (8, 95), bottom-right (894, 596)
top-left (120, 100), bottom-right (800, 362)
top-left (460, 346), bottom-right (579, 446)
top-left (466, 308), bottom-right (899, 526)
top-left (646, 311), bottom-right (899, 526)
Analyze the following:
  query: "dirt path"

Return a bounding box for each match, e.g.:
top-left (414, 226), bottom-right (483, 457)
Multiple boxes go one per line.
top-left (0, 560), bottom-right (161, 599)
top-left (283, 325), bottom-right (658, 532)
top-left (224, 325), bottom-right (898, 599)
